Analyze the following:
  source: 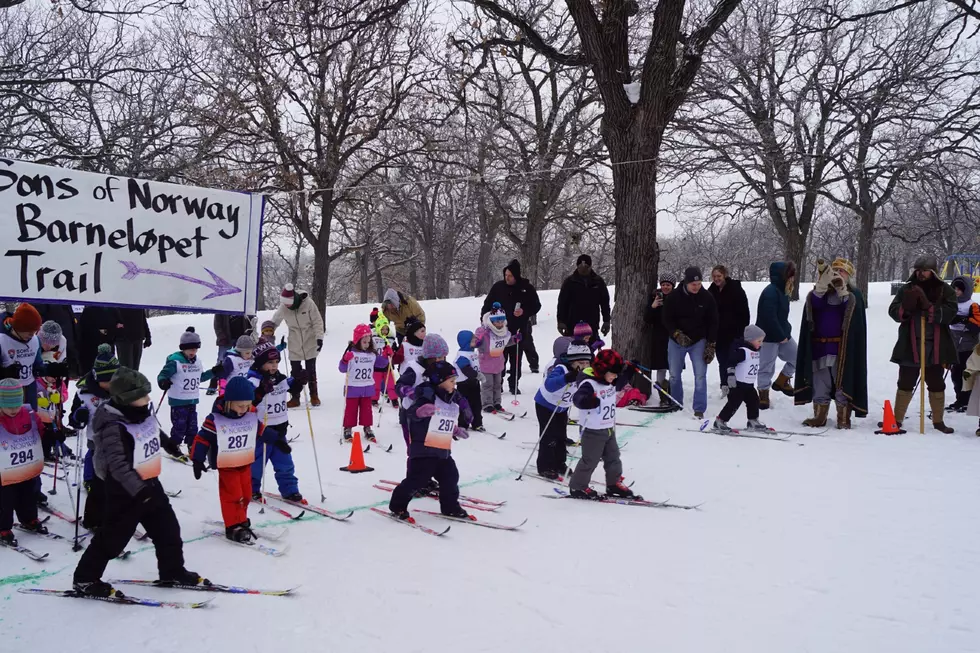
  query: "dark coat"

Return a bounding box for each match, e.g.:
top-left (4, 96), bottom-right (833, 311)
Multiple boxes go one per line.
top-left (756, 262), bottom-right (793, 343)
top-left (888, 273), bottom-right (957, 367)
top-left (406, 382), bottom-right (472, 459)
top-left (481, 260), bottom-right (541, 335)
top-left (556, 270), bottom-right (611, 334)
top-left (117, 309), bottom-right (150, 343)
top-left (78, 306), bottom-right (124, 374)
top-left (661, 284), bottom-right (719, 344)
top-left (708, 279), bottom-right (751, 345)
top-left (214, 314), bottom-right (255, 348)
top-left (643, 292), bottom-right (671, 370)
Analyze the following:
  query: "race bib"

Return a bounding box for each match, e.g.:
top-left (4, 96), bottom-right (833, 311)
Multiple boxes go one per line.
top-left (213, 412), bottom-right (257, 468)
top-left (0, 333), bottom-right (40, 388)
top-left (169, 359), bottom-right (203, 401)
top-left (372, 335), bottom-right (388, 353)
top-left (261, 379), bottom-right (290, 426)
top-left (424, 398), bottom-right (459, 450)
top-left (489, 335), bottom-right (509, 358)
top-left (0, 419), bottom-right (42, 486)
top-left (734, 348), bottom-right (761, 384)
top-left (129, 417), bottom-right (163, 481)
top-left (399, 343), bottom-right (424, 374)
top-left (347, 351), bottom-right (376, 388)
top-left (580, 380), bottom-right (617, 430)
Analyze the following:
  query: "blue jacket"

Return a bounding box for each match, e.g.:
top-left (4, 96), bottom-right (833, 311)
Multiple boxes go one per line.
top-left (406, 383), bottom-right (472, 459)
top-left (246, 367), bottom-right (299, 442)
top-left (756, 262), bottom-right (792, 343)
top-left (534, 360), bottom-right (573, 412)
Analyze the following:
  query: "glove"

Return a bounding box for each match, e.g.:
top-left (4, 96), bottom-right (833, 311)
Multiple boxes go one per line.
top-left (580, 391), bottom-right (600, 409)
top-left (601, 321), bottom-right (611, 336)
top-left (903, 286), bottom-right (928, 312)
top-left (280, 336), bottom-right (286, 347)
top-left (591, 339), bottom-right (605, 352)
top-left (383, 346), bottom-right (393, 357)
top-left (342, 351), bottom-right (354, 363)
top-left (260, 377), bottom-right (276, 394)
top-left (564, 369), bottom-right (579, 383)
top-left (452, 426), bottom-right (469, 440)
top-left (135, 485), bottom-right (166, 512)
top-left (192, 459), bottom-right (207, 480)
top-left (415, 403), bottom-right (437, 418)
top-left (402, 386), bottom-right (416, 401)
top-left (160, 433), bottom-right (183, 458)
top-left (143, 336), bottom-right (152, 348)
top-left (513, 332), bottom-right (523, 343)
top-left (964, 370), bottom-right (972, 380)
top-left (317, 339), bottom-right (323, 353)
top-left (45, 362), bottom-right (69, 378)
top-left (275, 439), bottom-right (292, 454)
top-left (703, 342), bottom-right (716, 364)
top-left (210, 363), bottom-right (224, 376)
top-left (672, 331), bottom-right (693, 347)
top-left (159, 378), bottom-right (173, 391)
top-left (69, 408), bottom-right (88, 430)
top-left (0, 362), bottom-right (22, 380)
top-left (557, 322), bottom-right (569, 336)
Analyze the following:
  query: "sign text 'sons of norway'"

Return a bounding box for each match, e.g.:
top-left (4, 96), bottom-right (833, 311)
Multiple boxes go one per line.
top-left (0, 159), bottom-right (264, 314)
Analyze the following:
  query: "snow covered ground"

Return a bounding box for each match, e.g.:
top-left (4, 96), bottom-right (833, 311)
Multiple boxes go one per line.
top-left (3, 282), bottom-right (979, 653)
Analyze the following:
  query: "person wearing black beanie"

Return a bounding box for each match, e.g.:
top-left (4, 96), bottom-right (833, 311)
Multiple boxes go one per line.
top-left (480, 260), bottom-right (542, 391)
top-left (556, 254), bottom-right (611, 344)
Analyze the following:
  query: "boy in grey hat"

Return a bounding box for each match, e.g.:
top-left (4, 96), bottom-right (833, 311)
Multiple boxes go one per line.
top-left (712, 325), bottom-right (770, 433)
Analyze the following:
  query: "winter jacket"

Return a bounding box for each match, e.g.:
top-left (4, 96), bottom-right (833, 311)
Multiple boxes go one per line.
top-left (247, 367), bottom-right (301, 434)
top-left (382, 291), bottom-right (426, 337)
top-left (474, 324), bottom-right (510, 375)
top-left (661, 284), bottom-right (718, 345)
top-left (556, 270), bottom-right (611, 334)
top-left (78, 306), bottom-right (124, 372)
top-left (888, 272), bottom-right (957, 367)
top-left (405, 382), bottom-right (472, 459)
top-left (158, 352), bottom-right (216, 406)
top-left (35, 303), bottom-right (79, 376)
top-left (91, 402), bottom-right (174, 498)
top-left (339, 346), bottom-right (388, 398)
top-left (480, 261), bottom-right (541, 334)
top-left (949, 275), bottom-right (980, 352)
top-left (708, 279), bottom-right (751, 345)
top-left (191, 397), bottom-right (265, 469)
top-left (391, 334), bottom-right (424, 369)
top-left (215, 314), bottom-right (255, 348)
top-left (534, 362), bottom-right (577, 412)
top-left (0, 406), bottom-right (44, 439)
top-left (756, 263), bottom-right (793, 343)
top-left (117, 309), bottom-right (150, 343)
top-left (270, 293), bottom-right (324, 361)
top-left (642, 292), bottom-right (671, 370)
top-left (0, 322), bottom-right (44, 381)
top-left (571, 368), bottom-right (633, 407)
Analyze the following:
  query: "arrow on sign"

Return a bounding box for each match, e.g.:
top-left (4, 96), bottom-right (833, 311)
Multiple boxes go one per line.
top-left (119, 261), bottom-right (242, 300)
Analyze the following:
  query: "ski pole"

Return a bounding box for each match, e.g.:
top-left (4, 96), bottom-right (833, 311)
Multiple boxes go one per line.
top-left (71, 425), bottom-right (84, 551)
top-left (49, 388), bottom-right (64, 496)
top-left (258, 412), bottom-right (269, 514)
top-left (154, 389), bottom-right (168, 415)
top-left (516, 384), bottom-right (569, 481)
top-left (291, 330), bottom-right (327, 503)
top-left (920, 314), bottom-right (926, 434)
top-left (632, 367), bottom-right (710, 430)
top-left (512, 338), bottom-right (522, 406)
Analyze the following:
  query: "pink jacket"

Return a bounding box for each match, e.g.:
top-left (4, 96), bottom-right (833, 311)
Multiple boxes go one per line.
top-left (475, 326), bottom-right (509, 375)
top-left (0, 405), bottom-right (44, 435)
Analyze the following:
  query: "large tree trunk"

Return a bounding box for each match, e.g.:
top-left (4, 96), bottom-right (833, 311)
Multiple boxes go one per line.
top-left (475, 224), bottom-right (493, 295)
top-left (423, 243), bottom-right (437, 300)
top-left (783, 231), bottom-right (806, 301)
top-left (372, 252), bottom-right (385, 302)
top-left (309, 201), bottom-right (333, 320)
top-left (519, 218), bottom-right (544, 287)
top-left (854, 209), bottom-right (876, 301)
top-left (408, 236), bottom-right (419, 298)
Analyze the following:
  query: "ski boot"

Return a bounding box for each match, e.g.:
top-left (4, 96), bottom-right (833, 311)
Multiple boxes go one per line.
top-left (569, 487), bottom-right (602, 500)
top-left (694, 411), bottom-right (704, 420)
top-left (413, 479), bottom-right (439, 498)
top-left (372, 400), bottom-right (380, 408)
top-left (537, 469), bottom-right (560, 480)
top-left (252, 491), bottom-right (263, 501)
top-left (363, 426), bottom-right (377, 443)
top-left (442, 507), bottom-right (471, 520)
top-left (283, 493), bottom-right (307, 505)
top-left (605, 481), bottom-right (636, 499)
top-left (471, 425), bottom-right (487, 433)
top-left (493, 403), bottom-right (505, 412)
top-left (711, 418), bottom-right (733, 433)
top-left (160, 569), bottom-right (207, 586)
top-left (226, 523), bottom-right (256, 544)
top-left (342, 427), bottom-right (353, 443)
top-left (389, 398), bottom-right (398, 408)
top-left (390, 509), bottom-right (411, 521)
top-left (19, 519), bottom-right (49, 535)
top-left (0, 530), bottom-right (17, 546)
top-left (73, 580), bottom-right (119, 598)
top-left (745, 419), bottom-right (771, 432)
top-left (484, 405), bottom-right (495, 414)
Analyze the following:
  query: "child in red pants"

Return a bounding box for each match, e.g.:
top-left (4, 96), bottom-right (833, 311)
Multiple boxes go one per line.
top-left (372, 316), bottom-right (398, 407)
top-left (191, 376), bottom-right (261, 543)
top-left (340, 324), bottom-right (387, 443)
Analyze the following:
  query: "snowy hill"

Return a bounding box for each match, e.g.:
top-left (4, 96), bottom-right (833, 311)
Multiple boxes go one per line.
top-left (3, 283), bottom-right (979, 653)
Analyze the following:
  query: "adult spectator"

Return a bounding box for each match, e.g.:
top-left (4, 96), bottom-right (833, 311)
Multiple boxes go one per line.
top-left (271, 284), bottom-right (324, 407)
top-left (116, 309), bottom-right (151, 372)
top-left (661, 266), bottom-right (718, 419)
top-left (556, 254), bottom-right (611, 342)
top-left (207, 312), bottom-right (255, 395)
top-left (381, 289), bottom-right (426, 342)
top-left (35, 302), bottom-right (80, 378)
top-left (77, 306), bottom-right (124, 374)
top-left (481, 259), bottom-right (542, 392)
top-left (708, 265), bottom-right (751, 397)
top-left (643, 272), bottom-right (679, 409)
top-left (887, 256), bottom-right (957, 433)
top-left (755, 261), bottom-right (797, 409)
top-left (947, 276), bottom-right (980, 411)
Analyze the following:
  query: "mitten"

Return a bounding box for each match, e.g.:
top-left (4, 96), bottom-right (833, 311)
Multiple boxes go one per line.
top-left (160, 432), bottom-right (183, 458)
top-left (513, 332), bottom-right (523, 343)
top-left (210, 363), bottom-right (224, 376)
top-left (703, 342), bottom-right (716, 364)
top-left (672, 331), bottom-right (693, 347)
top-left (317, 339), bottom-right (323, 352)
top-left (45, 362), bottom-right (69, 378)
top-left (0, 363), bottom-right (22, 380)
top-left (383, 346), bottom-right (393, 357)
top-left (143, 336), bottom-right (152, 348)
top-left (193, 459), bottom-right (207, 480)
top-left (564, 369), bottom-right (579, 383)
top-left (275, 439), bottom-right (292, 454)
top-left (415, 403), bottom-right (437, 418)
top-left (159, 378), bottom-right (173, 391)
top-left (280, 336), bottom-right (287, 347)
top-left (591, 339), bottom-right (605, 352)
top-left (601, 322), bottom-right (611, 336)
top-left (342, 351), bottom-right (354, 363)
top-left (580, 392), bottom-right (600, 409)
top-left (452, 426), bottom-right (469, 440)
top-left (557, 322), bottom-right (569, 336)
top-left (291, 369), bottom-right (308, 387)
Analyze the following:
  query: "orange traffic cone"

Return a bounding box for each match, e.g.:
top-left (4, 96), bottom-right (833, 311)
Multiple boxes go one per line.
top-left (340, 427), bottom-right (375, 473)
top-left (875, 400), bottom-right (906, 435)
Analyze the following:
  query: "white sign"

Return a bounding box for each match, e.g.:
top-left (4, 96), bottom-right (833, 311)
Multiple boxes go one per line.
top-left (0, 159), bottom-right (263, 314)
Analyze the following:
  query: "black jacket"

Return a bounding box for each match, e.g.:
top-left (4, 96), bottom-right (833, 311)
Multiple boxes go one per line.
top-left (480, 260), bottom-right (541, 334)
top-left (707, 279), bottom-right (750, 345)
top-left (556, 270), bottom-right (611, 333)
top-left (214, 314), bottom-right (255, 347)
top-left (642, 292), bottom-right (671, 370)
top-left (78, 306), bottom-right (124, 373)
top-left (117, 309), bottom-right (150, 343)
top-left (661, 284), bottom-right (719, 344)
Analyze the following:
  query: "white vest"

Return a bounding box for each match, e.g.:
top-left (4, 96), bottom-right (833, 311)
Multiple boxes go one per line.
top-left (225, 353), bottom-right (253, 380)
top-left (0, 414), bottom-right (42, 486)
top-left (213, 412), bottom-right (258, 468)
top-left (253, 378), bottom-right (290, 426)
top-left (734, 347), bottom-right (761, 384)
top-left (577, 378), bottom-right (617, 430)
top-left (78, 390), bottom-right (108, 444)
top-left (346, 350), bottom-right (377, 388)
top-left (401, 360), bottom-right (425, 409)
top-left (453, 350), bottom-right (481, 378)
top-left (487, 332), bottom-right (510, 358)
top-left (169, 358), bottom-right (204, 401)
top-left (537, 364), bottom-right (576, 409)
top-left (372, 335), bottom-right (393, 354)
top-left (424, 396), bottom-right (459, 450)
top-left (127, 416), bottom-right (163, 481)
top-left (399, 342), bottom-right (424, 374)
top-left (0, 332), bottom-right (40, 387)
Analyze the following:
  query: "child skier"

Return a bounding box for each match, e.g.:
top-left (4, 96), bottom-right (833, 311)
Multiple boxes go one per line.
top-left (372, 316), bottom-right (398, 407)
top-left (72, 368), bottom-right (200, 598)
top-left (37, 320), bottom-right (71, 457)
top-left (712, 325), bottom-right (770, 433)
top-left (0, 303), bottom-right (44, 409)
top-left (216, 334), bottom-right (257, 395)
top-left (534, 338), bottom-right (592, 479)
top-left (396, 333), bottom-right (449, 450)
top-left (453, 330), bottom-right (484, 432)
top-left (387, 361), bottom-right (472, 520)
top-left (256, 321), bottom-right (288, 353)
top-left (0, 379), bottom-right (49, 547)
top-left (157, 328), bottom-right (222, 456)
top-left (568, 349), bottom-right (638, 500)
top-left (248, 341), bottom-right (305, 503)
top-left (392, 317), bottom-right (426, 375)
top-left (191, 376), bottom-right (261, 542)
top-left (476, 303), bottom-right (519, 413)
top-left (339, 324), bottom-right (388, 442)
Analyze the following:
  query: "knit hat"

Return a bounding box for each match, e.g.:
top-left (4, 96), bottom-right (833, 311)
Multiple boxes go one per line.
top-left (353, 324), bottom-right (373, 343)
top-left (743, 325), bottom-right (766, 342)
top-left (489, 302), bottom-right (506, 322)
top-left (383, 288), bottom-right (401, 310)
top-left (0, 378), bottom-right (22, 409)
top-left (369, 307), bottom-right (379, 324)
top-left (424, 361), bottom-right (458, 385)
top-left (831, 257), bottom-right (855, 278)
top-left (374, 315), bottom-right (392, 336)
top-left (565, 339), bottom-right (593, 362)
top-left (458, 330), bottom-right (475, 351)
top-left (7, 303), bottom-right (42, 334)
top-left (660, 272), bottom-right (677, 287)
top-left (109, 367), bottom-right (151, 405)
top-left (552, 336), bottom-right (572, 359)
top-left (573, 321), bottom-right (592, 339)
top-left (93, 343), bottom-right (120, 382)
top-left (224, 376), bottom-right (255, 402)
top-left (576, 254), bottom-right (592, 267)
top-left (235, 334), bottom-right (257, 351)
top-left (592, 349), bottom-right (624, 376)
top-left (39, 320), bottom-right (63, 347)
top-left (503, 259), bottom-right (522, 279)
top-left (260, 320), bottom-right (276, 334)
top-left (252, 340), bottom-right (280, 366)
top-left (179, 327), bottom-right (201, 350)
top-left (281, 283), bottom-right (295, 306)
top-left (405, 316), bottom-right (425, 340)
top-left (421, 333), bottom-right (449, 360)
top-left (683, 266), bottom-right (703, 284)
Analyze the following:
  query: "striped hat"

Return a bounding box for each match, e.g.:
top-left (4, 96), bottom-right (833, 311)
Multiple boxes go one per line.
top-left (573, 322), bottom-right (592, 339)
top-left (0, 378), bottom-right (22, 409)
top-left (659, 272), bottom-right (677, 287)
top-left (93, 344), bottom-right (120, 382)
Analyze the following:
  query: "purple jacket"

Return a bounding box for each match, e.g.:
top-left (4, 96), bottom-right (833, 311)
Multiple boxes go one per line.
top-left (475, 326), bottom-right (509, 375)
top-left (810, 292), bottom-right (848, 359)
top-left (339, 348), bottom-right (387, 398)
